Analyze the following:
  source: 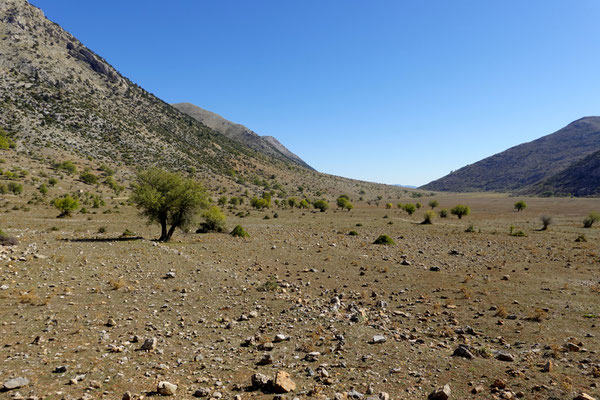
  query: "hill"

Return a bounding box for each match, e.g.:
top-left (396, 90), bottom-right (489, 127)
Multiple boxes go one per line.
top-left (421, 117), bottom-right (600, 194)
top-left (172, 102), bottom-right (313, 170)
top-left (530, 149), bottom-right (600, 196)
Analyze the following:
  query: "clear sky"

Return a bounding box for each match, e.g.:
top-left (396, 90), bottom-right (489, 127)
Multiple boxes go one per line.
top-left (29, 0), bottom-right (600, 186)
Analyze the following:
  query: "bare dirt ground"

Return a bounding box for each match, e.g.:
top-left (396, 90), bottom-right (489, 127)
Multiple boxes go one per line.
top-left (1, 189), bottom-right (600, 400)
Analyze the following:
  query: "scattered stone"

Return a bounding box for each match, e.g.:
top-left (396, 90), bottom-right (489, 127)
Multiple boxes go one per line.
top-left (193, 387), bottom-right (211, 397)
top-left (251, 373), bottom-right (270, 389)
top-left (122, 392), bottom-right (132, 400)
top-left (472, 385), bottom-right (484, 394)
top-left (429, 266), bottom-right (441, 271)
top-left (53, 365), bottom-right (67, 373)
top-left (566, 342), bottom-right (581, 352)
top-left (165, 271), bottom-right (176, 279)
top-left (141, 337), bottom-right (157, 351)
top-left (542, 360), bottom-right (553, 372)
top-left (348, 389), bottom-right (364, 399)
top-left (2, 377), bottom-right (30, 391)
top-left (106, 317), bottom-right (117, 327)
top-left (452, 344), bottom-right (474, 359)
top-left (428, 384), bottom-right (451, 400)
top-left (495, 351), bottom-right (515, 362)
top-left (157, 381), bottom-right (177, 396)
top-left (574, 394), bottom-right (596, 400)
top-left (274, 334), bottom-right (289, 342)
top-left (371, 335), bottom-right (386, 344)
top-left (273, 370), bottom-right (296, 393)
top-left (304, 351), bottom-right (320, 361)
top-left (257, 353), bottom-right (273, 365)
top-left (491, 379), bottom-right (506, 389)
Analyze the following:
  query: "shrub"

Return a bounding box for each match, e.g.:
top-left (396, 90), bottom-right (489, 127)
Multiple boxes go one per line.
top-left (439, 208), bottom-right (448, 218)
top-left (422, 210), bottom-right (435, 224)
top-left (514, 200), bottom-right (527, 212)
top-left (348, 230), bottom-right (358, 236)
top-left (38, 183), bottom-right (48, 195)
top-left (0, 128), bottom-right (16, 150)
top-left (251, 197), bottom-right (270, 209)
top-left (540, 215), bottom-right (552, 230)
top-left (429, 200), bottom-right (439, 209)
top-left (52, 195), bottom-right (79, 218)
top-left (299, 199), bottom-right (310, 209)
top-left (373, 234), bottom-right (395, 245)
top-left (403, 203), bottom-right (416, 216)
top-left (397, 203), bottom-right (403, 209)
top-left (79, 170), bottom-right (98, 185)
top-left (7, 182), bottom-right (23, 195)
top-left (415, 202), bottom-right (422, 209)
top-left (583, 212), bottom-right (600, 228)
top-left (313, 199), bottom-right (330, 212)
top-left (98, 226), bottom-right (107, 234)
top-left (56, 160), bottom-right (77, 174)
top-left (230, 225), bottom-right (249, 238)
top-left (218, 196), bottom-right (228, 206)
top-left (465, 224), bottom-right (475, 233)
top-left (130, 168), bottom-right (209, 241)
top-left (575, 234), bottom-right (587, 243)
top-left (121, 229), bottom-right (136, 237)
top-left (385, 203), bottom-right (393, 209)
top-left (451, 204), bottom-right (470, 219)
top-left (337, 196), bottom-right (353, 211)
top-left (48, 177), bottom-right (58, 186)
top-left (287, 197), bottom-right (299, 208)
top-left (197, 206), bottom-right (226, 233)
top-left (0, 228), bottom-right (18, 246)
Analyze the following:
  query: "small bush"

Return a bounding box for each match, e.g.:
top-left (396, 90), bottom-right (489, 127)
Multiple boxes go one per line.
top-left (7, 182), bottom-right (23, 195)
top-left (198, 206), bottom-right (226, 233)
top-left (439, 208), bottom-right (448, 218)
top-left (258, 278), bottom-right (279, 292)
top-left (52, 195), bottom-right (79, 218)
top-left (465, 224), bottom-right (475, 233)
top-left (385, 203), bottom-right (393, 209)
top-left (38, 183), bottom-right (48, 195)
top-left (422, 210), bottom-right (435, 225)
top-left (313, 199), bottom-right (330, 212)
top-left (540, 215), bottom-right (552, 230)
top-left (575, 234), bottom-right (587, 243)
top-left (98, 226), bottom-right (107, 234)
top-left (514, 200), bottom-right (527, 212)
top-left (230, 225), bottom-right (249, 238)
top-left (373, 234), bottom-right (395, 245)
top-left (428, 200), bottom-right (439, 209)
top-left (348, 230), bottom-right (358, 236)
top-left (583, 211), bottom-right (600, 228)
top-left (48, 177), bottom-right (58, 186)
top-left (451, 204), bottom-right (470, 219)
top-left (56, 160), bottom-right (77, 174)
top-left (403, 203), bottom-right (416, 216)
top-left (120, 229), bottom-right (136, 237)
top-left (0, 229), bottom-right (18, 246)
top-left (79, 170), bottom-right (98, 185)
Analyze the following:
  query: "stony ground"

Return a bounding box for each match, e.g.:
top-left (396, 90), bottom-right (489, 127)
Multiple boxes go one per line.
top-left (1, 194), bottom-right (600, 400)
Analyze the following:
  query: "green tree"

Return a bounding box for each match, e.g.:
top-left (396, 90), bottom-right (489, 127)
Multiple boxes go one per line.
top-left (428, 200), bottom-right (439, 209)
top-left (52, 195), bottom-right (79, 218)
top-left (337, 196), bottom-right (353, 211)
top-left (313, 199), bottom-right (330, 212)
top-left (403, 203), bottom-right (416, 216)
top-left (451, 204), bottom-right (470, 219)
top-left (130, 168), bottom-right (209, 242)
top-left (385, 203), bottom-right (393, 209)
top-left (514, 200), bottom-right (527, 212)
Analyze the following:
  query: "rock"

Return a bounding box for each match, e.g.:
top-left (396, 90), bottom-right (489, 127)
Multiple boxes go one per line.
top-left (106, 317), bottom-right (116, 327)
top-left (379, 392), bottom-right (390, 400)
top-left (472, 385), bottom-right (484, 394)
top-left (348, 390), bottom-right (364, 399)
top-left (141, 337), bottom-right (157, 351)
top-left (122, 392), bottom-right (132, 400)
top-left (567, 342), bottom-right (581, 352)
top-left (401, 259), bottom-right (411, 266)
top-left (371, 335), bottom-right (386, 344)
top-left (452, 344), bottom-right (474, 359)
top-left (273, 371), bottom-right (296, 393)
top-left (429, 266), bottom-right (441, 271)
top-left (2, 377), bottom-right (30, 391)
top-left (274, 334), bottom-right (289, 342)
top-left (259, 342), bottom-right (274, 351)
top-left (304, 351), bottom-right (320, 361)
top-left (428, 384), bottom-right (451, 400)
top-left (491, 379), bottom-right (506, 389)
top-left (165, 271), bottom-right (176, 279)
top-left (53, 365), bottom-right (67, 373)
top-left (251, 373), bottom-right (270, 389)
top-left (574, 394), bottom-right (596, 400)
top-left (495, 351), bottom-right (515, 362)
top-left (257, 353), bottom-right (273, 365)
top-left (193, 387), bottom-right (211, 397)
top-left (157, 381), bottom-right (177, 396)
top-left (542, 360), bottom-right (553, 372)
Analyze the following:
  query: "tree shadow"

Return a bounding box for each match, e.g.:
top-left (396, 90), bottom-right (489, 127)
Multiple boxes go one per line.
top-left (62, 236), bottom-right (144, 243)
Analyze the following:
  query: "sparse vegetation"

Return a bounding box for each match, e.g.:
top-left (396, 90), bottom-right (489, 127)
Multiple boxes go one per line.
top-left (540, 215), bottom-right (552, 230)
top-left (403, 203), bottom-right (416, 216)
top-left (52, 195), bottom-right (79, 218)
top-left (373, 234), bottom-right (395, 245)
top-left (422, 210), bottom-right (435, 224)
top-left (428, 200), bottom-right (439, 209)
top-left (313, 199), bottom-right (330, 212)
top-left (583, 211), bottom-right (600, 228)
top-left (439, 208), bottom-right (448, 218)
top-left (198, 206), bottom-right (226, 233)
top-left (514, 200), bottom-right (527, 212)
top-left (230, 225), bottom-right (249, 238)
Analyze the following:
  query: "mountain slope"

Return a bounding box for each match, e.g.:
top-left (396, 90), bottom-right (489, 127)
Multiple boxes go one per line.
top-left (172, 102), bottom-right (313, 170)
top-left (421, 117), bottom-right (600, 193)
top-left (530, 149), bottom-right (600, 196)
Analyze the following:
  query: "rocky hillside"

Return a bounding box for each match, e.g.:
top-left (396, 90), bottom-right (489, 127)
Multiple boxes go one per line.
top-left (172, 102), bottom-right (313, 170)
top-left (530, 149), bottom-right (600, 196)
top-left (421, 117), bottom-right (600, 195)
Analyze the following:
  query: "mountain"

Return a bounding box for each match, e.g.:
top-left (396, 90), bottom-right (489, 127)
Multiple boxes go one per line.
top-left (172, 102), bottom-right (313, 170)
top-left (421, 117), bottom-right (600, 195)
top-left (0, 0), bottom-right (406, 200)
top-left (530, 149), bottom-right (600, 196)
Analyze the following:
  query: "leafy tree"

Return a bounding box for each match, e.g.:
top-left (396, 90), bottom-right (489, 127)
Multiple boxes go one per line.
top-left (385, 203), bottom-right (393, 209)
top-left (451, 204), bottom-right (470, 219)
top-left (130, 168), bottom-right (209, 242)
top-left (251, 197), bottom-right (269, 209)
top-left (53, 195), bottom-right (79, 218)
top-left (422, 210), bottom-right (435, 224)
top-left (313, 199), bottom-right (330, 212)
top-left (583, 211), bottom-right (600, 228)
top-left (198, 206), bottom-right (226, 233)
top-left (439, 208), bottom-right (448, 218)
top-left (337, 196), bottom-right (353, 211)
top-left (403, 203), bottom-right (416, 216)
top-left (514, 200), bottom-right (527, 212)
top-left (428, 200), bottom-right (439, 209)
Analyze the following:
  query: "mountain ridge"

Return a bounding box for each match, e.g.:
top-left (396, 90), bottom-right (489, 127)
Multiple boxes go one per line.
top-left (421, 116), bottom-right (600, 196)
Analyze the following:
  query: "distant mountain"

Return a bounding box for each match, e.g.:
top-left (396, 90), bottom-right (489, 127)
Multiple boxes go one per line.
top-left (530, 149), bottom-right (600, 196)
top-left (172, 103), bottom-right (313, 170)
top-left (395, 184), bottom-right (417, 189)
top-left (421, 117), bottom-right (600, 195)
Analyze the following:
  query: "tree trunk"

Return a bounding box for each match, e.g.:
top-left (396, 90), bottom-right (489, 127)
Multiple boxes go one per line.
top-left (165, 223), bottom-right (178, 242)
top-left (159, 219), bottom-right (168, 241)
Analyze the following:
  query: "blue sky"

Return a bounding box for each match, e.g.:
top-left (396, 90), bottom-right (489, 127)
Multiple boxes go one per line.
top-left (30, 0), bottom-right (600, 186)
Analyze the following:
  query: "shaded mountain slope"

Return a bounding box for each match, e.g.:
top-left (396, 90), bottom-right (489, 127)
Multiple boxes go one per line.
top-left (421, 117), bottom-right (600, 193)
top-left (530, 149), bottom-right (600, 196)
top-left (172, 102), bottom-right (313, 170)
